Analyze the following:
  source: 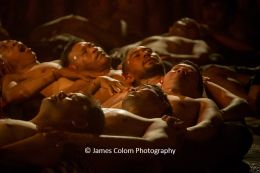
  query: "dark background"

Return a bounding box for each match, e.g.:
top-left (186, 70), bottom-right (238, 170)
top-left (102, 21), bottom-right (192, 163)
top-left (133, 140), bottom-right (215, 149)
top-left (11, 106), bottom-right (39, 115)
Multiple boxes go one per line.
top-left (1, 0), bottom-right (260, 64)
top-left (1, 0), bottom-right (259, 41)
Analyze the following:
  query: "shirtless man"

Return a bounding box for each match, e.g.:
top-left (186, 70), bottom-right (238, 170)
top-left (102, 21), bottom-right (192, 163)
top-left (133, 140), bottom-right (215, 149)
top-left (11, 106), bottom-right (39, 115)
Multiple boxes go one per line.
top-left (160, 60), bottom-right (252, 171)
top-left (202, 64), bottom-right (260, 116)
top-left (0, 91), bottom-right (104, 168)
top-left (0, 92), bottom-right (182, 167)
top-left (91, 46), bottom-right (165, 104)
top-left (0, 40), bottom-right (61, 119)
top-left (111, 17), bottom-right (213, 66)
top-left (41, 40), bottom-right (124, 98)
top-left (28, 14), bottom-right (125, 53)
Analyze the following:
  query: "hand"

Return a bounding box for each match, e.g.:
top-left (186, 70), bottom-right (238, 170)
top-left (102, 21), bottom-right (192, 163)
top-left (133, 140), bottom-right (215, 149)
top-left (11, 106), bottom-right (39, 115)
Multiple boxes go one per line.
top-left (162, 115), bottom-right (186, 136)
top-left (202, 76), bottom-right (210, 84)
top-left (98, 76), bottom-right (126, 95)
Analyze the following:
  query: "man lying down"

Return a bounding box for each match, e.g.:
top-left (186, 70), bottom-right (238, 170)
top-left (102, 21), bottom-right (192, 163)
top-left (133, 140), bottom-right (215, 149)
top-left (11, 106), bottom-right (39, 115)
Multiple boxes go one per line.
top-left (0, 90), bottom-right (222, 172)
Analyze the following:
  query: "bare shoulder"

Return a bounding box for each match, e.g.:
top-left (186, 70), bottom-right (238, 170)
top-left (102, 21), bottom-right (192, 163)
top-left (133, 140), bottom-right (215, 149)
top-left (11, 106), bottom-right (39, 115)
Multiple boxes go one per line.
top-left (167, 95), bottom-right (200, 103)
top-left (103, 108), bottom-right (151, 122)
top-left (195, 97), bottom-right (218, 106)
top-left (31, 61), bottom-right (61, 71)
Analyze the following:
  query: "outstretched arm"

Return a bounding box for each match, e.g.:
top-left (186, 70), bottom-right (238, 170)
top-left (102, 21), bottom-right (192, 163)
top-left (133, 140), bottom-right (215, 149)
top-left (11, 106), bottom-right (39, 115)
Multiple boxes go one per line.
top-left (2, 68), bottom-right (59, 104)
top-left (204, 80), bottom-right (253, 121)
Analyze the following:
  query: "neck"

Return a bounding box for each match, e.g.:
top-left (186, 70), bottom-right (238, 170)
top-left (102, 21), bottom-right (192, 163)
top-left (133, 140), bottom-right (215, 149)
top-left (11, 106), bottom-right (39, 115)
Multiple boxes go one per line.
top-left (140, 75), bottom-right (163, 85)
top-left (14, 62), bottom-right (38, 73)
top-left (30, 114), bottom-right (50, 128)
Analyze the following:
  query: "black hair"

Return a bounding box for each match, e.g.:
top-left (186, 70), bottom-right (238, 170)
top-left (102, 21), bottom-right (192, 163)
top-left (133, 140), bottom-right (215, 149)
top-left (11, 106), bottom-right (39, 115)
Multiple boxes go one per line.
top-left (60, 37), bottom-right (84, 67)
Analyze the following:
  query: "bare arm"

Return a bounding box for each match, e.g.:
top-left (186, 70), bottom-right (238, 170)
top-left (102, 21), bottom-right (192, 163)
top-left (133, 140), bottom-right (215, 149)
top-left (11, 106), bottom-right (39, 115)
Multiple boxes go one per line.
top-left (2, 69), bottom-right (58, 104)
top-left (82, 76), bottom-right (125, 96)
top-left (185, 98), bottom-right (222, 142)
top-left (204, 80), bottom-right (253, 121)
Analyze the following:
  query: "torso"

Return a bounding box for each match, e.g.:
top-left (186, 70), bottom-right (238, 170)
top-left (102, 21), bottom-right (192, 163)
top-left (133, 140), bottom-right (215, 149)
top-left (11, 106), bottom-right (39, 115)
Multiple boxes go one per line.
top-left (103, 108), bottom-right (167, 138)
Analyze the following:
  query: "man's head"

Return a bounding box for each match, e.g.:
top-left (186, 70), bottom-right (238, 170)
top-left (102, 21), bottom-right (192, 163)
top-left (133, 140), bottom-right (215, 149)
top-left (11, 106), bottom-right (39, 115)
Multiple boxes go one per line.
top-left (61, 41), bottom-right (111, 72)
top-left (122, 84), bottom-right (172, 118)
top-left (38, 92), bottom-right (104, 134)
top-left (0, 40), bottom-right (37, 69)
top-left (168, 18), bottom-right (201, 40)
top-left (162, 60), bottom-right (203, 98)
top-left (122, 46), bottom-right (165, 85)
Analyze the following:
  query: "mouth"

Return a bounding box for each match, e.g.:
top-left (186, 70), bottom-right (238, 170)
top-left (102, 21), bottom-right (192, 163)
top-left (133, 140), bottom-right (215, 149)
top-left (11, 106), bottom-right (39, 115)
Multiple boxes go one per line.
top-left (144, 57), bottom-right (157, 65)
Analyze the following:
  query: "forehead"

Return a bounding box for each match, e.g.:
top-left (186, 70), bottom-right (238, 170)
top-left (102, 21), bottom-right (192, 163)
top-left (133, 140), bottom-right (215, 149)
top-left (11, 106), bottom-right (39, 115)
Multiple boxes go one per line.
top-left (127, 47), bottom-right (151, 57)
top-left (0, 40), bottom-right (23, 48)
top-left (172, 63), bottom-right (197, 71)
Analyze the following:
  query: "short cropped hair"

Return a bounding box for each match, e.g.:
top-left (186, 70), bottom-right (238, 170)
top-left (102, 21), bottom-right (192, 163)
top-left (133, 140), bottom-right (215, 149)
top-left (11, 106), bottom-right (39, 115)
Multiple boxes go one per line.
top-left (179, 60), bottom-right (203, 96)
top-left (60, 38), bottom-right (84, 67)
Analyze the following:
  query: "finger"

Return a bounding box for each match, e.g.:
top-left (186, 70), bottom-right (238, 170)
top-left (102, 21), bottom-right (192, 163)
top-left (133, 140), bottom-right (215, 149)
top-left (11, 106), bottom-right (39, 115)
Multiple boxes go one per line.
top-left (107, 85), bottom-right (115, 96)
top-left (112, 86), bottom-right (121, 93)
top-left (116, 82), bottom-right (126, 90)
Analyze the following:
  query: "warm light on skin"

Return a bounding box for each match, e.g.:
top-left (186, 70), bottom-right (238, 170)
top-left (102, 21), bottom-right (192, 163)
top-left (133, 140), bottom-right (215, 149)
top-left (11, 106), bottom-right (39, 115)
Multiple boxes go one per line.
top-left (162, 63), bottom-right (201, 97)
top-left (68, 41), bottom-right (110, 72)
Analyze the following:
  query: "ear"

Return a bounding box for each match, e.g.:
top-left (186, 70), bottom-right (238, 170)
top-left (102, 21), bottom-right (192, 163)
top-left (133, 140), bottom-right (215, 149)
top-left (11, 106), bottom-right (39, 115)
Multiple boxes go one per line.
top-left (124, 73), bottom-right (135, 85)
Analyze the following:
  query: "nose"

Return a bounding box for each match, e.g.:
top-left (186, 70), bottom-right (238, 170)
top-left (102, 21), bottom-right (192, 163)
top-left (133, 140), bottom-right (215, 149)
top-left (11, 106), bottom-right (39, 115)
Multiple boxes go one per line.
top-left (57, 91), bottom-right (67, 99)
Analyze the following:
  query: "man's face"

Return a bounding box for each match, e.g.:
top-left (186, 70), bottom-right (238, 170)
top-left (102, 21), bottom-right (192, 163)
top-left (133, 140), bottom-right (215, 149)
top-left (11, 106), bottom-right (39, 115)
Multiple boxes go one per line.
top-left (42, 92), bottom-right (91, 119)
top-left (124, 46), bottom-right (162, 78)
top-left (0, 40), bottom-right (36, 66)
top-left (68, 42), bottom-right (110, 71)
top-left (162, 63), bottom-right (200, 93)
